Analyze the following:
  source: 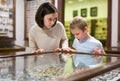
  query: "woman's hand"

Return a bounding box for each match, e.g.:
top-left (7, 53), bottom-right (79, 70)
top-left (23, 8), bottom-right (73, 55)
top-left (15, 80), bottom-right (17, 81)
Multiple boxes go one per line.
top-left (33, 49), bottom-right (44, 57)
top-left (54, 48), bottom-right (62, 52)
top-left (62, 47), bottom-right (76, 56)
top-left (62, 47), bottom-right (76, 52)
top-left (54, 47), bottom-right (76, 56)
top-left (54, 48), bottom-right (62, 55)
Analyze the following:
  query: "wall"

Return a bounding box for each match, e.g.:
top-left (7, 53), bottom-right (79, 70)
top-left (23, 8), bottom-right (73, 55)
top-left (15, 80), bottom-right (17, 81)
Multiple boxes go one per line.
top-left (64, 0), bottom-right (118, 47)
top-left (15, 0), bottom-right (118, 47)
top-left (15, 0), bottom-right (58, 46)
top-left (65, 0), bottom-right (107, 21)
top-left (111, 0), bottom-right (118, 47)
top-left (15, 0), bottom-right (24, 46)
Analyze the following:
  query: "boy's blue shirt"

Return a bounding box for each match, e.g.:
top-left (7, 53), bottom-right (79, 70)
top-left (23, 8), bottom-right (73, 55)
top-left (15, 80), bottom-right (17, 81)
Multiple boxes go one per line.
top-left (72, 36), bottom-right (103, 68)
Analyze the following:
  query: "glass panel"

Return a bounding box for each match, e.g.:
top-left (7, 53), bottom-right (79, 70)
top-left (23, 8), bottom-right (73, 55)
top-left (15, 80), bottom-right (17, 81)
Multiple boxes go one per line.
top-left (64, 0), bottom-right (108, 48)
top-left (90, 68), bottom-right (120, 81)
top-left (0, 52), bottom-right (119, 81)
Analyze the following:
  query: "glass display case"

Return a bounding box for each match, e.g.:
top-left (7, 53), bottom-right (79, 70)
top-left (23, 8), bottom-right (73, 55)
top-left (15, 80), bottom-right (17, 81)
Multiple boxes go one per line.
top-left (0, 51), bottom-right (119, 81)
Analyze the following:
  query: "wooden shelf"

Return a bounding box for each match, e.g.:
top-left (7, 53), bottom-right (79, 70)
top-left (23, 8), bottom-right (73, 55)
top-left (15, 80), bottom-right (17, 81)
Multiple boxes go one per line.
top-left (105, 47), bottom-right (120, 54)
top-left (0, 44), bottom-right (25, 53)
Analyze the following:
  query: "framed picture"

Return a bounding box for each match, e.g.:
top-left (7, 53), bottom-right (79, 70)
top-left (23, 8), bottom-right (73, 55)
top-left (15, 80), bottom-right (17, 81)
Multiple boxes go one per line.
top-left (81, 8), bottom-right (87, 17)
top-left (90, 7), bottom-right (97, 17)
top-left (73, 10), bottom-right (78, 17)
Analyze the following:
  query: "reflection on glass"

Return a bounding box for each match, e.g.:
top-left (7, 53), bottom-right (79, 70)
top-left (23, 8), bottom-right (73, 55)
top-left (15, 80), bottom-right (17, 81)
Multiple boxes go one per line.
top-left (0, 52), bottom-right (119, 81)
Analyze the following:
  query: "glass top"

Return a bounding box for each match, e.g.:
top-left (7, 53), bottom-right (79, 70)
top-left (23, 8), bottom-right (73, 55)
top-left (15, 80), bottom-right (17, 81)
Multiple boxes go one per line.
top-left (0, 52), bottom-right (119, 81)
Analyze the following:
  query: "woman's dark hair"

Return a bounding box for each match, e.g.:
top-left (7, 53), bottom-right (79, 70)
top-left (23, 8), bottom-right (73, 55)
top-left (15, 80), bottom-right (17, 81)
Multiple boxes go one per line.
top-left (35, 2), bottom-right (58, 28)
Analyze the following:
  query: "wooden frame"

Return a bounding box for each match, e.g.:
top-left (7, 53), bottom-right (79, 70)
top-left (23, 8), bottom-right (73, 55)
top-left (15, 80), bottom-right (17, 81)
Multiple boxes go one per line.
top-left (107, 0), bottom-right (112, 49)
top-left (90, 7), bottom-right (97, 17)
top-left (24, 0), bottom-right (54, 40)
top-left (58, 0), bottom-right (64, 24)
top-left (81, 8), bottom-right (87, 17)
top-left (118, 0), bottom-right (120, 46)
top-left (73, 10), bottom-right (78, 17)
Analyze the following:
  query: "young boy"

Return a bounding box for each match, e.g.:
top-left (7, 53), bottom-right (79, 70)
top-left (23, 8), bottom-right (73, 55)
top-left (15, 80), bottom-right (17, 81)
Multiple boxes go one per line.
top-left (69, 16), bottom-right (105, 68)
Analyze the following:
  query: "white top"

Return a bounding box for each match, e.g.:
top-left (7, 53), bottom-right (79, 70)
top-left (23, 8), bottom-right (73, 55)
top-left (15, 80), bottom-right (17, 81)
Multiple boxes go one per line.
top-left (29, 21), bottom-right (68, 65)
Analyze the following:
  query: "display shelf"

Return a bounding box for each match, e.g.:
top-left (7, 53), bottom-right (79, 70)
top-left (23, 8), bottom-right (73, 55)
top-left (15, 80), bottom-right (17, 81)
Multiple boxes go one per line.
top-left (0, 0), bottom-right (15, 39)
top-left (0, 44), bottom-right (25, 53)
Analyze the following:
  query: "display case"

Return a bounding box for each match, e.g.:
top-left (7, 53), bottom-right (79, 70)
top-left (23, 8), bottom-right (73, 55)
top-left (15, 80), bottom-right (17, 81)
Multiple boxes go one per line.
top-left (0, 51), bottom-right (119, 81)
top-left (0, 0), bottom-right (16, 39)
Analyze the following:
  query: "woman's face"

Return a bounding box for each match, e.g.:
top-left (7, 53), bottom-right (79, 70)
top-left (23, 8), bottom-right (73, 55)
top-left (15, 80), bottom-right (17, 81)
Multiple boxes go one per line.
top-left (43, 13), bottom-right (58, 29)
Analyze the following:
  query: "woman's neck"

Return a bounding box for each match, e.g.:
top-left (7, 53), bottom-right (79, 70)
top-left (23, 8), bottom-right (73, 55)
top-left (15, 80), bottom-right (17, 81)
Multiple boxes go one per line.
top-left (43, 27), bottom-right (49, 30)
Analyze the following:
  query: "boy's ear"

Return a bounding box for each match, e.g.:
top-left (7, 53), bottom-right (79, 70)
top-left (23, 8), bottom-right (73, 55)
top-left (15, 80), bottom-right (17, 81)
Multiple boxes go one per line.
top-left (84, 26), bottom-right (88, 33)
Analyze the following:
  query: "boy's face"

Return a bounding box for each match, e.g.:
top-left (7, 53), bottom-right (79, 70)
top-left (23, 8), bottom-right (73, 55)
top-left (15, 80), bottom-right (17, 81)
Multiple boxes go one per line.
top-left (71, 27), bottom-right (87, 41)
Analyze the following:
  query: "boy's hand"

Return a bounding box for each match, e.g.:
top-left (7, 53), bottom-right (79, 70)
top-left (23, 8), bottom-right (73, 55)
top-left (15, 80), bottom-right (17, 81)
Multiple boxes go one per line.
top-left (93, 47), bottom-right (102, 60)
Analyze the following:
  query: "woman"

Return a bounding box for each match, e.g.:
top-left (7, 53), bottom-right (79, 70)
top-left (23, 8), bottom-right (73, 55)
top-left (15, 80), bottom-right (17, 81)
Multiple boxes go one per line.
top-left (29, 2), bottom-right (68, 65)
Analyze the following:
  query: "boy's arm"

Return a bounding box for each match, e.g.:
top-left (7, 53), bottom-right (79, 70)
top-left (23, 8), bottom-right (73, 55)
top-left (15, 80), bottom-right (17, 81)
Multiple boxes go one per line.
top-left (94, 47), bottom-right (106, 60)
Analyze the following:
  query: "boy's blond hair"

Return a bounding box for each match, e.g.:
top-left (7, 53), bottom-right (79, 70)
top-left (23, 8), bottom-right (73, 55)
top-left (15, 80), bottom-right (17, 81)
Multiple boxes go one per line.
top-left (70, 16), bottom-right (88, 31)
